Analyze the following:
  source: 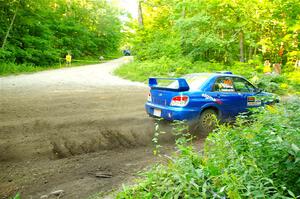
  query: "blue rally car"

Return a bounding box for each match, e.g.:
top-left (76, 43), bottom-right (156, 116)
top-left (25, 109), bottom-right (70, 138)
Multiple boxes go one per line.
top-left (145, 72), bottom-right (278, 133)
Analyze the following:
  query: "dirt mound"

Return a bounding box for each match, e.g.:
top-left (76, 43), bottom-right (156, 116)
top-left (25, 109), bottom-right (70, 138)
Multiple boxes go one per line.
top-left (0, 116), bottom-right (155, 161)
top-left (49, 120), bottom-right (154, 159)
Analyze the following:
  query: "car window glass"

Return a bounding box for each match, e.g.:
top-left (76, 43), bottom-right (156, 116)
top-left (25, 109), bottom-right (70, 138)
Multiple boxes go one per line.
top-left (233, 77), bottom-right (256, 92)
top-left (167, 74), bottom-right (210, 90)
top-left (184, 75), bottom-right (210, 90)
top-left (213, 77), bottom-right (235, 92)
top-left (163, 74), bottom-right (210, 90)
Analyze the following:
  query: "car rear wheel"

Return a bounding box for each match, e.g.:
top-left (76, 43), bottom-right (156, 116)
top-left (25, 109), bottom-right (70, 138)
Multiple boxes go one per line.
top-left (198, 109), bottom-right (217, 134)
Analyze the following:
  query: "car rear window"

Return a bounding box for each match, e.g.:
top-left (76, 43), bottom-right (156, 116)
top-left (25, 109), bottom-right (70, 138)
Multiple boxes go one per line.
top-left (184, 74), bottom-right (210, 90)
top-left (164, 74), bottom-right (210, 90)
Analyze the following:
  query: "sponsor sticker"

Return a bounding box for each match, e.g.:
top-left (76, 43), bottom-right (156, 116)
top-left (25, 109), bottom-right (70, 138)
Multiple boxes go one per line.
top-left (247, 96), bottom-right (261, 106)
top-left (217, 82), bottom-right (235, 92)
top-left (202, 94), bottom-right (223, 104)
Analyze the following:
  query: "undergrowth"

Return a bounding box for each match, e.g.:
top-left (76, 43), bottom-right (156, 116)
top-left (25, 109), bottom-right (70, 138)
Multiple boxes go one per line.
top-left (0, 56), bottom-right (114, 76)
top-left (114, 57), bottom-right (300, 95)
top-left (116, 99), bottom-right (300, 198)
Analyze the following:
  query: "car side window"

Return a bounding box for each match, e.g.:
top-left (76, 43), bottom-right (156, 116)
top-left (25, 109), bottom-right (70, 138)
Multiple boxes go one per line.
top-left (213, 77), bottom-right (235, 92)
top-left (233, 77), bottom-right (256, 93)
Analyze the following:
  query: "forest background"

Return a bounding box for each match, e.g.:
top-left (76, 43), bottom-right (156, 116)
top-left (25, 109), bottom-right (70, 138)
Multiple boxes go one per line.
top-left (1, 1), bottom-right (299, 198)
top-left (1, 0), bottom-right (299, 89)
top-left (117, 0), bottom-right (300, 95)
top-left (0, 0), bottom-right (122, 74)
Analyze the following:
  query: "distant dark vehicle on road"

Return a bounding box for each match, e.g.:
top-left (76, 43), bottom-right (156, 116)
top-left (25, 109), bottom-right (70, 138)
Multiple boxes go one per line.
top-left (123, 49), bottom-right (131, 56)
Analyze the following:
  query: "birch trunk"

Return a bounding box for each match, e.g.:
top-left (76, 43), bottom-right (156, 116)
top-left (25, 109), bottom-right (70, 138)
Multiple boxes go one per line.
top-left (138, 0), bottom-right (144, 27)
top-left (2, 6), bottom-right (18, 49)
top-left (239, 30), bottom-right (245, 62)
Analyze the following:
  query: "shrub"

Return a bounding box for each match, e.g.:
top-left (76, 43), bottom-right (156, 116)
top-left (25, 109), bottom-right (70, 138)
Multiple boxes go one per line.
top-left (0, 62), bottom-right (44, 75)
top-left (117, 100), bottom-right (300, 198)
top-left (115, 58), bottom-right (299, 95)
top-left (10, 193), bottom-right (20, 199)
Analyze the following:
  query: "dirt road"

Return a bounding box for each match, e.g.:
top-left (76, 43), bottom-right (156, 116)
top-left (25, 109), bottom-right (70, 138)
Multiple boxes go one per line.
top-left (1, 57), bottom-right (198, 199)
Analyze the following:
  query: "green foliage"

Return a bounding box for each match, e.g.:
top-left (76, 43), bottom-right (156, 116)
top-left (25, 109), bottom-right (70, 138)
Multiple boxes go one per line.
top-left (115, 57), bottom-right (300, 95)
top-left (129, 0), bottom-right (300, 65)
top-left (0, 62), bottom-right (46, 75)
top-left (117, 0), bottom-right (300, 95)
top-left (115, 56), bottom-right (192, 82)
top-left (204, 101), bottom-right (300, 197)
top-left (0, 0), bottom-right (122, 68)
top-left (117, 100), bottom-right (300, 198)
top-left (10, 193), bottom-right (20, 199)
top-left (133, 30), bottom-right (182, 61)
top-left (0, 58), bottom-right (100, 76)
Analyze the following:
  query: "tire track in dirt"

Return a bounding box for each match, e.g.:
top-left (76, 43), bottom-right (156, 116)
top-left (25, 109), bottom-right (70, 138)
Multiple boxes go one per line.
top-left (0, 57), bottom-right (153, 161)
top-left (0, 57), bottom-right (183, 198)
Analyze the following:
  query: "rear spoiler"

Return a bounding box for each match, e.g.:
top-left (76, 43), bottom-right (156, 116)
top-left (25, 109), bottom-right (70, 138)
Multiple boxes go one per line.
top-left (148, 77), bottom-right (190, 91)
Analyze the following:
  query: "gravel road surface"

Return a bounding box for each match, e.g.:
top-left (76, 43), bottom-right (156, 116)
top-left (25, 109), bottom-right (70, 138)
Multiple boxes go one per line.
top-left (0, 57), bottom-right (195, 199)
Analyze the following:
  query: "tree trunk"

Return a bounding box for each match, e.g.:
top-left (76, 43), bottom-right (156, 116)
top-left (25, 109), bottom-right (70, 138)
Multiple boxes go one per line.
top-left (181, 0), bottom-right (186, 18)
top-left (2, 5), bottom-right (18, 49)
top-left (138, 0), bottom-right (144, 28)
top-left (248, 46), bottom-right (253, 60)
top-left (254, 45), bottom-right (257, 57)
top-left (239, 30), bottom-right (245, 62)
top-left (180, 0), bottom-right (186, 50)
top-left (244, 47), bottom-right (247, 62)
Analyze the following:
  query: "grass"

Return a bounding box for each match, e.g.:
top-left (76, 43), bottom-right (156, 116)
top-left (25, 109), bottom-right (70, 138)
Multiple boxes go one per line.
top-left (114, 57), bottom-right (300, 95)
top-left (0, 60), bottom-right (98, 76)
top-left (0, 54), bottom-right (122, 76)
top-left (114, 57), bottom-right (257, 83)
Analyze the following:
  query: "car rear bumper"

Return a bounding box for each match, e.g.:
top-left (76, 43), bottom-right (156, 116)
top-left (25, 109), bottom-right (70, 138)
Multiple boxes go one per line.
top-left (145, 102), bottom-right (200, 121)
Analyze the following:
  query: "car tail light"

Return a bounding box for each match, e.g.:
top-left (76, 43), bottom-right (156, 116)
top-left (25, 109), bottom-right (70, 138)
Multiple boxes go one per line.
top-left (170, 95), bottom-right (189, 107)
top-left (147, 92), bottom-right (151, 102)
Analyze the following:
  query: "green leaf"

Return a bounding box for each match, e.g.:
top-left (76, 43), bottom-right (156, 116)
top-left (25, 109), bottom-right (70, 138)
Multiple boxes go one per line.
top-left (291, 144), bottom-right (299, 153)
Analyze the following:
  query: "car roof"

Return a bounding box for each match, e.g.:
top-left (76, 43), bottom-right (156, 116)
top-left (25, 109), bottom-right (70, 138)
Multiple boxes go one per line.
top-left (184, 73), bottom-right (244, 78)
top-left (182, 73), bottom-right (249, 91)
